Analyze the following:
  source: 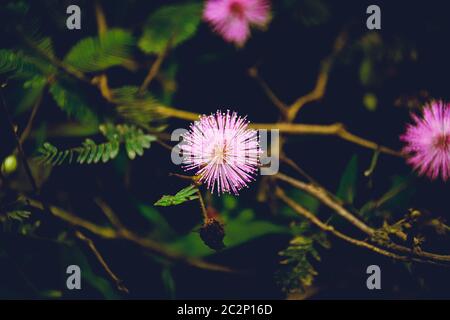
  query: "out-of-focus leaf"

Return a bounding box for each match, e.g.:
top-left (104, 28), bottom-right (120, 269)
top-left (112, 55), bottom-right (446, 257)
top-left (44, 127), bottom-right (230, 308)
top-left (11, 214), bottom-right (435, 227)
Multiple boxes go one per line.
top-left (336, 155), bottom-right (358, 204)
top-left (363, 92), bottom-right (377, 112)
top-left (360, 175), bottom-right (415, 220)
top-left (14, 77), bottom-right (46, 115)
top-left (40, 289), bottom-right (63, 298)
top-left (222, 194), bottom-right (238, 211)
top-left (64, 29), bottom-right (135, 72)
top-left (136, 202), bottom-right (175, 239)
top-left (49, 81), bottom-right (98, 124)
top-left (291, 0), bottom-right (330, 27)
top-left (359, 58), bottom-right (375, 86)
top-left (281, 189), bottom-right (320, 219)
top-left (161, 267), bottom-right (176, 299)
top-left (169, 209), bottom-right (289, 257)
top-left (112, 86), bottom-right (167, 130)
top-left (5, 210), bottom-right (31, 222)
top-left (0, 49), bottom-right (41, 77)
top-left (138, 3), bottom-right (202, 54)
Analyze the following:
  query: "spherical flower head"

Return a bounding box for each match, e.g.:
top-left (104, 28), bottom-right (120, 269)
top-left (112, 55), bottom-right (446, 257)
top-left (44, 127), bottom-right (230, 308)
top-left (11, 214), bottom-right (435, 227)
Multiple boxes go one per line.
top-left (203, 0), bottom-right (271, 46)
top-left (180, 110), bottom-right (261, 195)
top-left (401, 101), bottom-right (450, 181)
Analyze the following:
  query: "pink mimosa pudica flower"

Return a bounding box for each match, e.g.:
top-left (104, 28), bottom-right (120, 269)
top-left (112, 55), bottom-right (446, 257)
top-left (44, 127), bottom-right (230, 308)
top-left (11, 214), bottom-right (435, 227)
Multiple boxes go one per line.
top-left (203, 0), bottom-right (271, 46)
top-left (401, 101), bottom-right (450, 181)
top-left (180, 110), bottom-right (261, 194)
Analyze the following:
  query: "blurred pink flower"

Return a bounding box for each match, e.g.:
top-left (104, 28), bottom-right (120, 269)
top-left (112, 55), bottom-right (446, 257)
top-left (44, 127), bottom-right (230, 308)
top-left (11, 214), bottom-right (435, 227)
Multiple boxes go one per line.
top-left (203, 0), bottom-right (271, 46)
top-left (401, 101), bottom-right (450, 181)
top-left (181, 110), bottom-right (261, 194)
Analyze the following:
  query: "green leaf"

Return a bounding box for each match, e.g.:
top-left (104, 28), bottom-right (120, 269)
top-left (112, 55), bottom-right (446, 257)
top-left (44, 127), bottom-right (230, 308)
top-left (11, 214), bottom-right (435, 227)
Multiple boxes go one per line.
top-left (64, 29), bottom-right (135, 72)
top-left (154, 185), bottom-right (199, 207)
top-left (49, 81), bottom-right (98, 124)
top-left (336, 155), bottom-right (358, 204)
top-left (37, 124), bottom-right (156, 166)
top-left (138, 2), bottom-right (202, 54)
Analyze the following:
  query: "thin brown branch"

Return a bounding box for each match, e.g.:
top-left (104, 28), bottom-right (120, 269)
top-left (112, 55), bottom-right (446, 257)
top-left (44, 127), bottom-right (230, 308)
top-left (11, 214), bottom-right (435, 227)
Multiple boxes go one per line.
top-left (248, 67), bottom-right (288, 116)
top-left (287, 30), bottom-right (348, 121)
top-left (91, 74), bottom-right (113, 101)
top-left (19, 91), bottom-right (44, 145)
top-left (287, 68), bottom-right (328, 121)
top-left (251, 122), bottom-right (402, 157)
top-left (276, 172), bottom-right (375, 236)
top-left (94, 0), bottom-right (108, 36)
top-left (26, 198), bottom-right (235, 273)
top-left (275, 187), bottom-right (446, 266)
top-left (155, 105), bottom-right (401, 157)
top-left (155, 139), bottom-right (173, 151)
top-left (94, 198), bottom-right (124, 230)
top-left (280, 154), bottom-right (321, 186)
top-left (75, 230), bottom-right (129, 293)
top-left (155, 107), bottom-right (400, 156)
top-left (139, 38), bottom-right (173, 95)
top-left (275, 173), bottom-right (450, 264)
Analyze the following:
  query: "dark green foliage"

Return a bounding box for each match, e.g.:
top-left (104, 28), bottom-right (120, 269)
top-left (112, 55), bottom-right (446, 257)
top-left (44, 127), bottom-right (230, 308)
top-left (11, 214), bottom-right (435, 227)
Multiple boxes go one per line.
top-left (64, 29), bottom-right (135, 72)
top-left (154, 185), bottom-right (199, 206)
top-left (37, 124), bottom-right (156, 165)
top-left (138, 2), bottom-right (202, 54)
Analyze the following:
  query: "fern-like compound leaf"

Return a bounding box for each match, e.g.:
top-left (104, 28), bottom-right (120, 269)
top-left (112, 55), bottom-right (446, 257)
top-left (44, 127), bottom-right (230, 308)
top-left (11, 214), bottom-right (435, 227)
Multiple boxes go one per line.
top-left (154, 185), bottom-right (199, 207)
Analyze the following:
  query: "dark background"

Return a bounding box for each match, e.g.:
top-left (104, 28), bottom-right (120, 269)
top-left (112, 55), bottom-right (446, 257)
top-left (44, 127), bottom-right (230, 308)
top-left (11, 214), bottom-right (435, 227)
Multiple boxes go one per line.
top-left (1, 0), bottom-right (450, 299)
